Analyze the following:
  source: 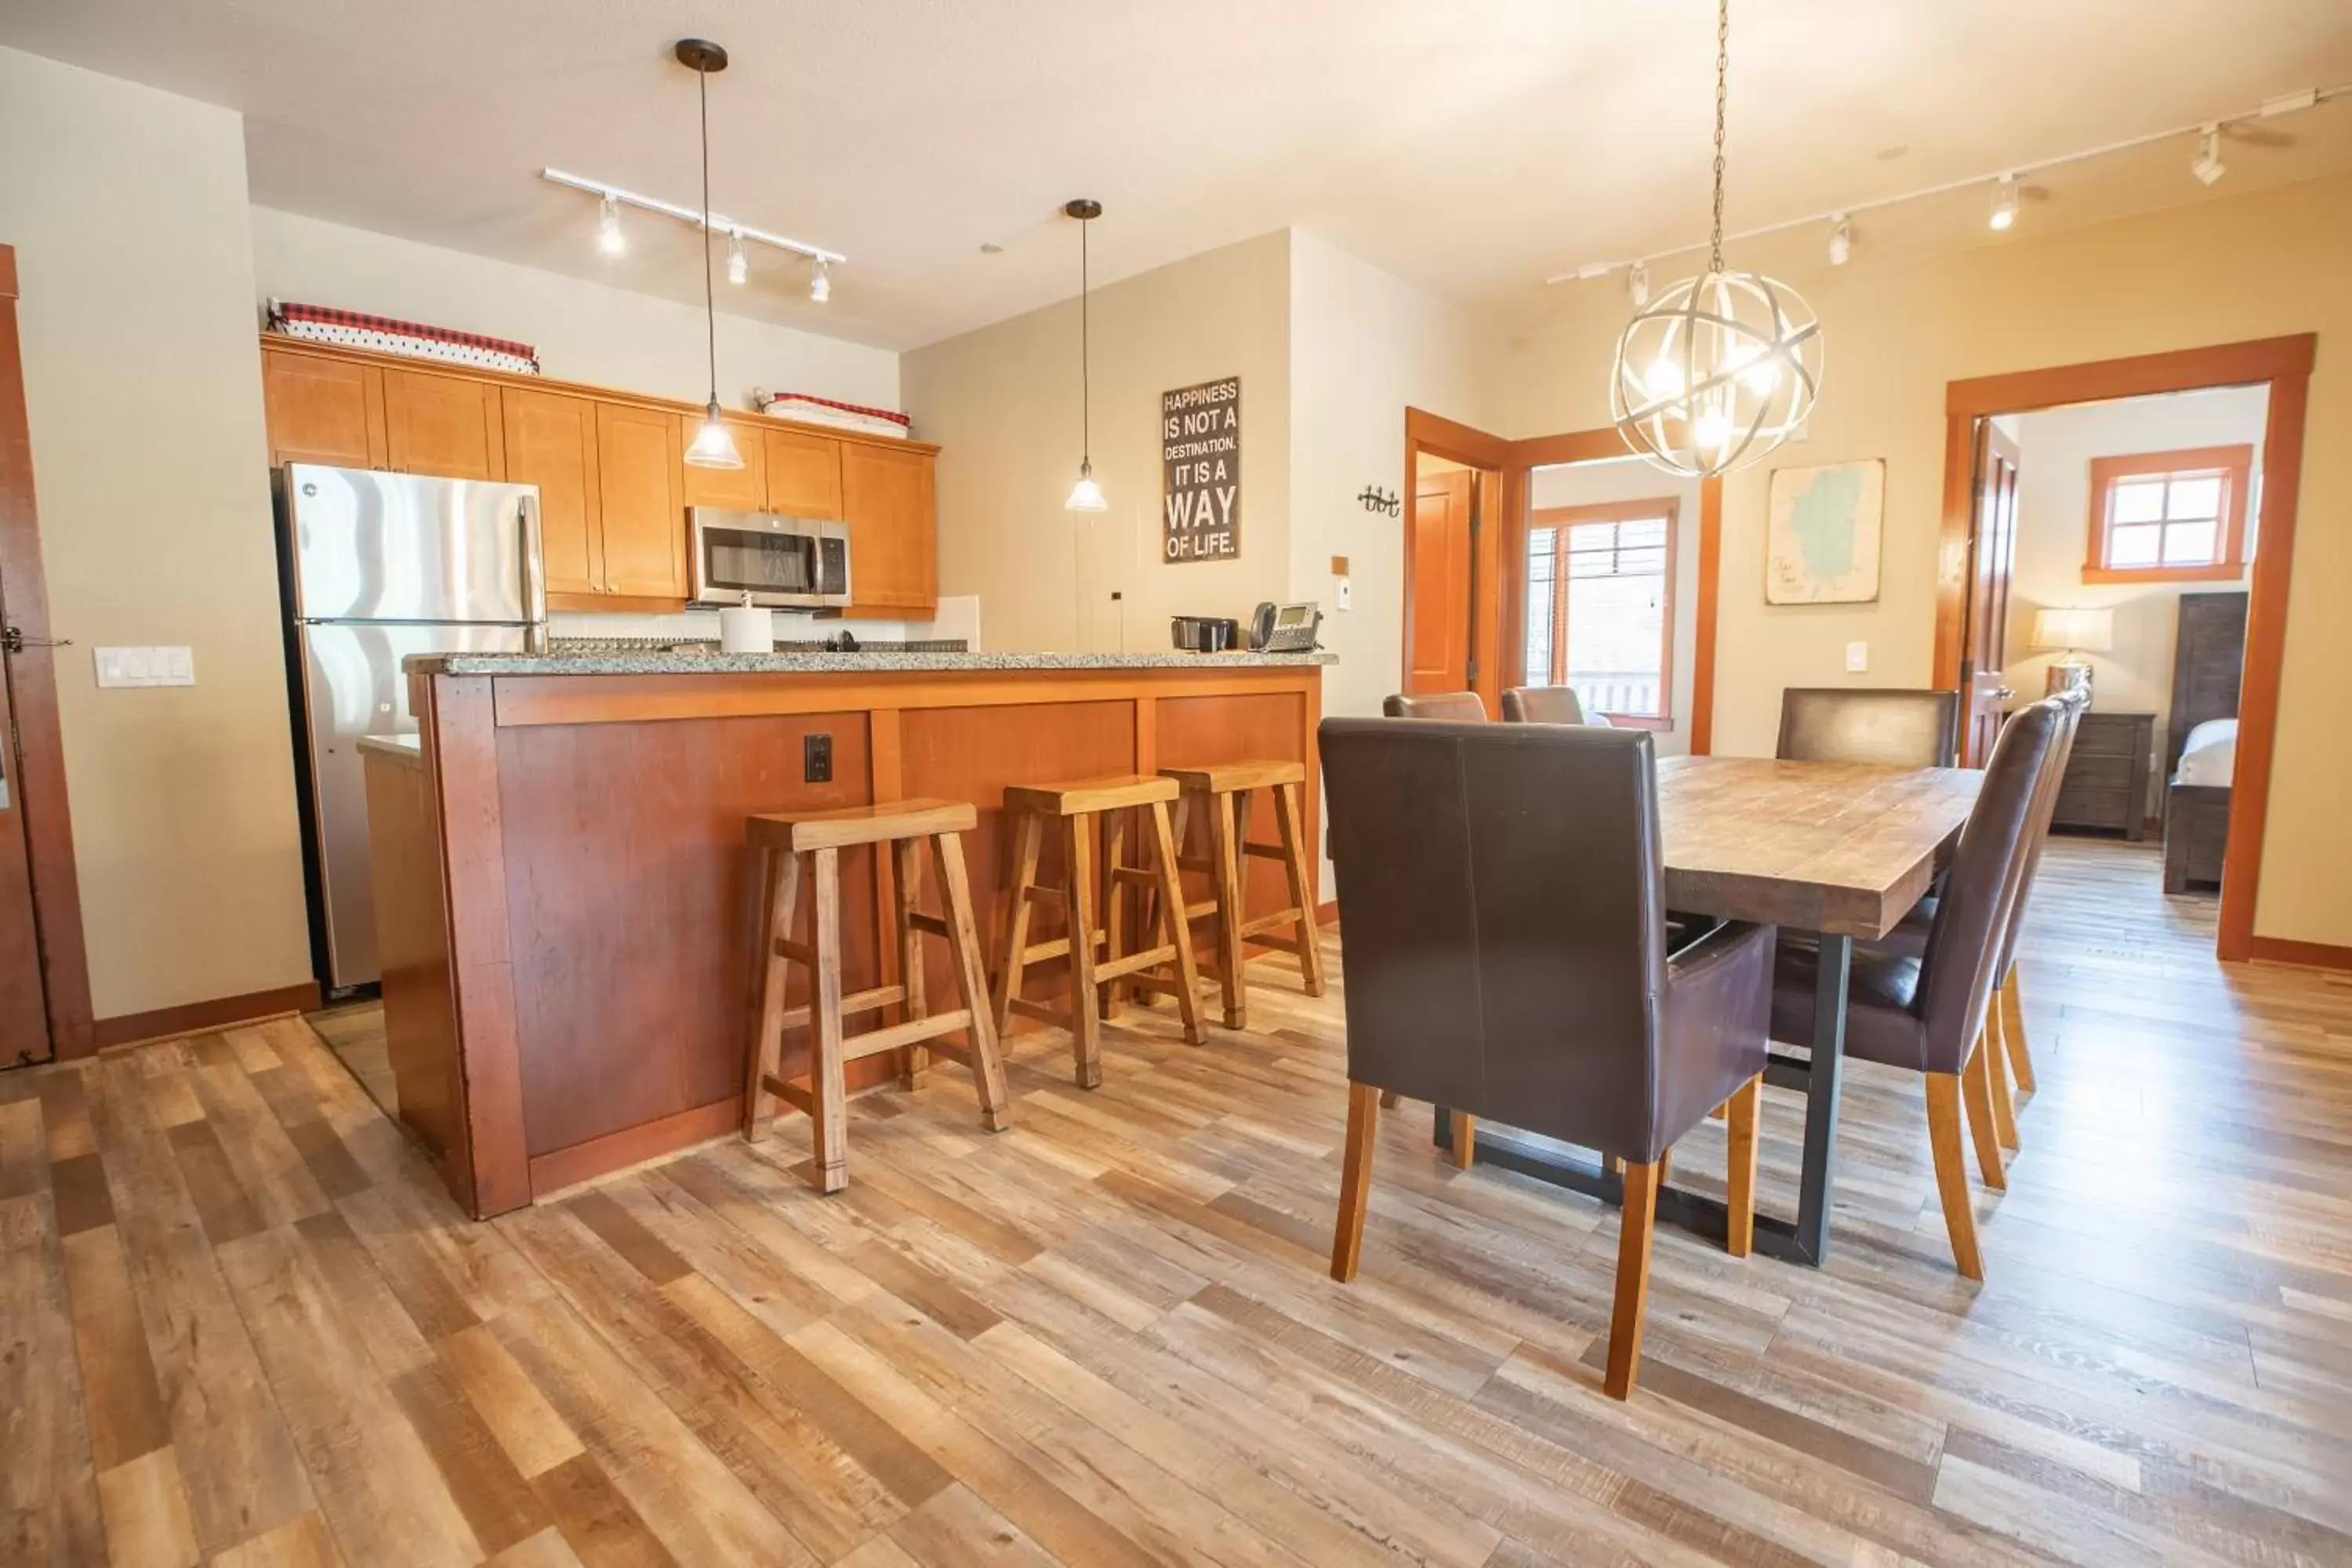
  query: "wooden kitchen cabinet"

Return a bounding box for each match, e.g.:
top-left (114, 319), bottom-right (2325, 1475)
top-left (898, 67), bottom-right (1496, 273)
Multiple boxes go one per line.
top-left (383, 368), bottom-right (506, 480)
top-left (840, 441), bottom-right (937, 613)
top-left (262, 349), bottom-right (386, 468)
top-left (762, 428), bottom-right (844, 517)
top-left (677, 416), bottom-right (767, 511)
top-left (500, 388), bottom-right (603, 597)
top-left (594, 402), bottom-right (688, 601)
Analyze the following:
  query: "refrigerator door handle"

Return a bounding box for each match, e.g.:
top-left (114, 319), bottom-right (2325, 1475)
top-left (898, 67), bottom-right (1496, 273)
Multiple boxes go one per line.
top-left (518, 494), bottom-right (548, 650)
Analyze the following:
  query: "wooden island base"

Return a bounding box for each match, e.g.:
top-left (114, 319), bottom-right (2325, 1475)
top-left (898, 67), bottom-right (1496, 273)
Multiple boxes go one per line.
top-left (364, 655), bottom-right (1327, 1218)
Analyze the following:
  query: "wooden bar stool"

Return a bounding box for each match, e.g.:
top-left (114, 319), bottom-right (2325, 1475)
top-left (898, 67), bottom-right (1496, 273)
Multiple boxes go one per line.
top-left (1157, 760), bottom-right (1327, 1030)
top-left (995, 774), bottom-right (1203, 1088)
top-left (743, 798), bottom-right (1010, 1193)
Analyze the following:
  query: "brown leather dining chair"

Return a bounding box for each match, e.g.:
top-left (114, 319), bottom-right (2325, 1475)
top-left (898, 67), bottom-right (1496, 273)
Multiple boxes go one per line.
top-left (1501, 685), bottom-right (1586, 724)
top-left (1318, 717), bottom-right (1774, 1399)
top-left (1777, 688), bottom-right (1961, 768)
top-left (1382, 691), bottom-right (1486, 720)
top-left (1767, 698), bottom-right (2062, 1282)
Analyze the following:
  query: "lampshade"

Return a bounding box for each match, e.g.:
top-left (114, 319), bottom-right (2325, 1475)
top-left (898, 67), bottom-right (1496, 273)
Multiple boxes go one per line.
top-left (2031, 606), bottom-right (2114, 653)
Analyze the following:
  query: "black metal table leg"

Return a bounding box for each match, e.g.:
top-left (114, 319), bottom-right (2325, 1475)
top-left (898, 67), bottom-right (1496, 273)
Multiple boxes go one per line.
top-left (1791, 932), bottom-right (1850, 1265)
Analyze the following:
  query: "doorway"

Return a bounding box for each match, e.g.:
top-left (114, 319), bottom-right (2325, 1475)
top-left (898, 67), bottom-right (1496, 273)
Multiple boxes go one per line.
top-left (1401, 413), bottom-right (1508, 712)
top-left (1936, 336), bottom-right (2314, 964)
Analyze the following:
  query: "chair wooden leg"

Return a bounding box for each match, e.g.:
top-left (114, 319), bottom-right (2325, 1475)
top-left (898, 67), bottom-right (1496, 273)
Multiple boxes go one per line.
top-left (743, 848), bottom-right (802, 1141)
top-left (1961, 1033), bottom-right (2008, 1192)
top-left (991, 810), bottom-right (1043, 1039)
top-left (1377, 1091), bottom-right (1400, 1109)
top-left (1209, 791), bottom-right (1248, 1029)
top-left (1999, 967), bottom-right (2036, 1095)
top-left (1986, 1007), bottom-right (2020, 1152)
top-left (891, 837), bottom-right (930, 1091)
top-left (1605, 1160), bottom-right (1661, 1399)
top-left (1926, 1073), bottom-right (1985, 1280)
top-left (1147, 800), bottom-right (1205, 1045)
top-left (1656, 1149), bottom-right (1672, 1189)
top-left (1098, 807), bottom-right (1130, 1021)
top-left (1065, 815), bottom-right (1104, 1088)
top-left (1273, 782), bottom-right (1328, 996)
top-left (1330, 1083), bottom-right (1379, 1282)
top-left (1448, 1111), bottom-right (1476, 1171)
top-left (1724, 1073), bottom-right (1762, 1258)
top-left (933, 832), bottom-right (1011, 1133)
top-left (807, 848), bottom-right (848, 1193)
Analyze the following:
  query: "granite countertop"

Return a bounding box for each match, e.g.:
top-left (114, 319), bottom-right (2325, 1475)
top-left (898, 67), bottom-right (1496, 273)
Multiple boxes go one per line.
top-left (405, 649), bottom-right (1338, 677)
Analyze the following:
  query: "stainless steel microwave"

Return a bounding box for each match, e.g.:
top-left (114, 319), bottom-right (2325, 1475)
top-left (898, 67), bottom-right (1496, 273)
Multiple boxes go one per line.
top-left (688, 508), bottom-right (851, 608)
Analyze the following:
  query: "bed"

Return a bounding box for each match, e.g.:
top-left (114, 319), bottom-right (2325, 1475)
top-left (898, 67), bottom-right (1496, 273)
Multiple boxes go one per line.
top-left (2161, 590), bottom-right (2249, 895)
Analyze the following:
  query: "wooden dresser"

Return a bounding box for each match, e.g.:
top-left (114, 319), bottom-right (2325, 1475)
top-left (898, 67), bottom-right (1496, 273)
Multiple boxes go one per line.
top-left (2051, 710), bottom-right (2155, 839)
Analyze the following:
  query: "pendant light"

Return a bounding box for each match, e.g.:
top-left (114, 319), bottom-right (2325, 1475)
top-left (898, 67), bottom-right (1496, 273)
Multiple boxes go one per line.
top-left (1063, 198), bottom-right (1107, 513)
top-left (678, 38), bottom-right (743, 471)
top-left (1609, 0), bottom-right (1820, 478)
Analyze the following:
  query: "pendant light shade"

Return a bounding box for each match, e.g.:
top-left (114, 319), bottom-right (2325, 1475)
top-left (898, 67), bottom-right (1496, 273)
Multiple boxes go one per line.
top-left (1606, 0), bottom-right (1820, 478)
top-left (1063, 198), bottom-right (1105, 513)
top-left (677, 38), bottom-right (742, 472)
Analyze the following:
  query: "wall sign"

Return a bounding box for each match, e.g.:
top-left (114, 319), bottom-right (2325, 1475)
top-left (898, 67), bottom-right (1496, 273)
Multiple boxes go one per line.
top-left (1162, 376), bottom-right (1241, 562)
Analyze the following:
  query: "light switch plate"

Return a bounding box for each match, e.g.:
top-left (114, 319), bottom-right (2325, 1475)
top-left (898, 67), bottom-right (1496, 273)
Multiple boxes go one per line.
top-left (94, 646), bottom-right (196, 688)
top-left (1845, 641), bottom-right (1869, 673)
top-left (1335, 575), bottom-right (1352, 611)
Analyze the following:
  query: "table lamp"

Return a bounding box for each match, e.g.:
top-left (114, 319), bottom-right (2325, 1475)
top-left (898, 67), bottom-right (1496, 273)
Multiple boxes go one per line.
top-left (2031, 606), bottom-right (2113, 698)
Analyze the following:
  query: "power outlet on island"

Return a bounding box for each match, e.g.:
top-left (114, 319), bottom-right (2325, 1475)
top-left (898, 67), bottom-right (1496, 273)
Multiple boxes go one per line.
top-left (804, 731), bottom-right (833, 784)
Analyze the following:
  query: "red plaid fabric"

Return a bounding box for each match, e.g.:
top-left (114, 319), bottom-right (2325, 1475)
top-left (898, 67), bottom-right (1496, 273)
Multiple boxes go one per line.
top-left (267, 300), bottom-right (540, 373)
top-left (760, 391), bottom-right (911, 429)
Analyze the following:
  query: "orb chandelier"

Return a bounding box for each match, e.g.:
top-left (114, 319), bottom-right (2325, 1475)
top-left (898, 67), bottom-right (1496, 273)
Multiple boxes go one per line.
top-left (1610, 0), bottom-right (1820, 478)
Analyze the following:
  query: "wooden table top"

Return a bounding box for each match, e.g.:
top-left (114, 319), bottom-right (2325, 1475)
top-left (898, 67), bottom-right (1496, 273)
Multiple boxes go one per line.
top-left (1656, 756), bottom-right (1982, 938)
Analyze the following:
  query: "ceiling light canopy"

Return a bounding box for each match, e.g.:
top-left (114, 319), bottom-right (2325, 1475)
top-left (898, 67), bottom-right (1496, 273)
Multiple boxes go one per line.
top-left (679, 38), bottom-right (742, 471)
top-left (1064, 198), bottom-right (1108, 513)
top-left (1608, 0), bottom-right (1820, 479)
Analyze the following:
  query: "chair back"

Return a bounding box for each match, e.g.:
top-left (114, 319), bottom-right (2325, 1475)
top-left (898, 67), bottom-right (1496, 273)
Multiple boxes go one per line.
top-left (1501, 686), bottom-right (1586, 725)
top-left (1993, 688), bottom-right (2086, 977)
top-left (1318, 717), bottom-right (1669, 1154)
top-left (1912, 699), bottom-right (2061, 1070)
top-left (1777, 688), bottom-right (1960, 768)
top-left (1383, 691), bottom-right (1487, 720)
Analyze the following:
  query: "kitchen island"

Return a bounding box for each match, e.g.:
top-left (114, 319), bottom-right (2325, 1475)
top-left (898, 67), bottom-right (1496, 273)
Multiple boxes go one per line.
top-left (363, 649), bottom-right (1332, 1218)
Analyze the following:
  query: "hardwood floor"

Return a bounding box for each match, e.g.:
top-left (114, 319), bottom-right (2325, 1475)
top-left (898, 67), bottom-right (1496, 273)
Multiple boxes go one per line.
top-left (6, 839), bottom-right (2351, 1566)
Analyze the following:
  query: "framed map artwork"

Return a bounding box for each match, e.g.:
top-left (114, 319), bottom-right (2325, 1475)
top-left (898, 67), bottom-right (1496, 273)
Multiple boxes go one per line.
top-left (1766, 459), bottom-right (1884, 604)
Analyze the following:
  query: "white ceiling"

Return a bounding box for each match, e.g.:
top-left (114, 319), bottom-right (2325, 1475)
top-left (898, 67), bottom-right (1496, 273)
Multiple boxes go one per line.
top-left (5, 1), bottom-right (2350, 350)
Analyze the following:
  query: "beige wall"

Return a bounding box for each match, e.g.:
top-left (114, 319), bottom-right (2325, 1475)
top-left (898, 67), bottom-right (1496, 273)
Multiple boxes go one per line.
top-left (1502, 172), bottom-right (2352, 948)
top-left (904, 230), bottom-right (1293, 654)
top-left (251, 208), bottom-right (900, 412)
top-left (2004, 387), bottom-right (2263, 815)
top-left (1, 47), bottom-right (312, 1018)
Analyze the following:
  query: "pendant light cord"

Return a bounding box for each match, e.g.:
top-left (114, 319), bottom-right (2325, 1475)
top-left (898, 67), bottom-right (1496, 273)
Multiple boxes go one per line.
top-left (698, 61), bottom-right (717, 405)
top-left (1079, 216), bottom-right (1091, 466)
top-left (1709, 0), bottom-right (1728, 275)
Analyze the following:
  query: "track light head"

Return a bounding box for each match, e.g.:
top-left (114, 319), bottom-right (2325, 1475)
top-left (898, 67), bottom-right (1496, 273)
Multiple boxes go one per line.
top-left (597, 193), bottom-right (626, 256)
top-left (809, 256), bottom-right (831, 303)
top-left (726, 230), bottom-right (748, 285)
top-left (1828, 215), bottom-right (1852, 267)
top-left (1627, 260), bottom-right (1650, 307)
top-left (2190, 125), bottom-right (2227, 186)
top-left (1988, 174), bottom-right (2020, 231)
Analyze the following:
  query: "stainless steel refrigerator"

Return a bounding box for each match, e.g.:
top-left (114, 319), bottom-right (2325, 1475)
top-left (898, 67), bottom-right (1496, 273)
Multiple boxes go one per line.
top-left (279, 463), bottom-right (545, 993)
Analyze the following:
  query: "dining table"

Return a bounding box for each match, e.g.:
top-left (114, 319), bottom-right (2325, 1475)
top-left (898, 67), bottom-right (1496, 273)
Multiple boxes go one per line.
top-left (1434, 753), bottom-right (1984, 1268)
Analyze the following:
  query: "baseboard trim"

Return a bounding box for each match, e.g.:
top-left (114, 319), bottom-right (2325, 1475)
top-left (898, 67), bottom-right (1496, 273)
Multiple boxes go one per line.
top-left (1317, 898), bottom-right (1338, 928)
top-left (2244, 936), bottom-right (2352, 973)
top-left (92, 981), bottom-right (322, 1053)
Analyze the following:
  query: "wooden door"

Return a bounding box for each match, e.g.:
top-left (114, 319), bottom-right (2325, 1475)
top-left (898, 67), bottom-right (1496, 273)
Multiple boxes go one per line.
top-left (840, 443), bottom-right (937, 612)
top-left (763, 429), bottom-right (844, 516)
top-left (501, 389), bottom-right (603, 597)
top-left (1406, 470), bottom-right (1473, 695)
top-left (262, 348), bottom-right (386, 469)
top-left (594, 402), bottom-right (688, 600)
top-left (678, 415), bottom-right (766, 511)
top-left (1961, 421), bottom-right (2021, 764)
top-left (0, 632), bottom-right (53, 1062)
top-left (383, 368), bottom-right (506, 481)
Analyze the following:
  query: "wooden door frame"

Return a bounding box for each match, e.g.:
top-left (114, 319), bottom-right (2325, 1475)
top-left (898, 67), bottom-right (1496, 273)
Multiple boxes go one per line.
top-left (1932, 334), bottom-right (2316, 966)
top-left (0, 245), bottom-right (95, 1058)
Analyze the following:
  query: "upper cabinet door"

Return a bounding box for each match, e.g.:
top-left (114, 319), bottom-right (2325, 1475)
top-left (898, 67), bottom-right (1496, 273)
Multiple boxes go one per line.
top-left (595, 402), bottom-right (688, 601)
top-left (263, 349), bottom-right (387, 470)
top-left (677, 416), bottom-right (766, 512)
top-left (502, 389), bottom-right (603, 597)
top-left (840, 443), bottom-right (937, 612)
top-left (762, 429), bottom-right (844, 517)
top-left (383, 369), bottom-right (506, 481)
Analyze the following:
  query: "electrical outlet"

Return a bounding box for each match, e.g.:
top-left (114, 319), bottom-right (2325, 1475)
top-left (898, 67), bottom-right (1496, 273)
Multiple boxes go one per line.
top-left (1845, 641), bottom-right (1869, 673)
top-left (804, 731), bottom-right (833, 784)
top-left (1336, 575), bottom-right (1352, 611)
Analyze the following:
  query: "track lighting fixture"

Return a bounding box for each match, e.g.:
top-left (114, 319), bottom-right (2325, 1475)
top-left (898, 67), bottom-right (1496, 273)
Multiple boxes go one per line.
top-left (809, 257), bottom-right (831, 303)
top-left (1827, 215), bottom-right (1852, 266)
top-left (544, 171), bottom-right (842, 276)
top-left (597, 193), bottom-right (625, 256)
top-left (2190, 125), bottom-right (2227, 186)
top-left (1627, 260), bottom-right (1650, 307)
top-left (1988, 174), bottom-right (2019, 230)
top-left (726, 230), bottom-right (748, 285)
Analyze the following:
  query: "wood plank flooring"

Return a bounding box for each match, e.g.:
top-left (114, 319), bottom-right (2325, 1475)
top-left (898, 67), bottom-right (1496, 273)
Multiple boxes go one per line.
top-left (6, 839), bottom-right (2352, 1566)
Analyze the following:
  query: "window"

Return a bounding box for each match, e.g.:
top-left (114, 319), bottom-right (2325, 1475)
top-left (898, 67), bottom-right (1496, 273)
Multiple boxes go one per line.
top-left (2085, 445), bottom-right (2253, 583)
top-left (1522, 499), bottom-right (1676, 726)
